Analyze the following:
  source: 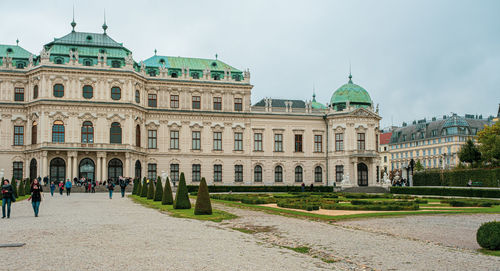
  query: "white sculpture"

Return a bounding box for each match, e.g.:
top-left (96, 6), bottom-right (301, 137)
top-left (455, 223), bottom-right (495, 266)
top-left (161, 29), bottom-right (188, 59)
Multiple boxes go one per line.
top-left (28, 54), bottom-right (33, 67)
top-left (40, 48), bottom-right (51, 60)
top-left (125, 53), bottom-right (134, 65)
top-left (341, 173), bottom-right (351, 186)
top-left (383, 172), bottom-right (391, 184)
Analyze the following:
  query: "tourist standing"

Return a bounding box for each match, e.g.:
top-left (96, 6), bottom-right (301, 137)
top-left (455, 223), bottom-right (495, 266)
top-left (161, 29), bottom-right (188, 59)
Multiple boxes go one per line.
top-left (1, 179), bottom-right (14, 219)
top-left (119, 177), bottom-right (127, 198)
top-left (65, 179), bottom-right (72, 196)
top-left (58, 181), bottom-right (64, 195)
top-left (301, 182), bottom-right (305, 192)
top-left (50, 181), bottom-right (55, 196)
top-left (107, 181), bottom-right (115, 199)
top-left (30, 179), bottom-right (43, 217)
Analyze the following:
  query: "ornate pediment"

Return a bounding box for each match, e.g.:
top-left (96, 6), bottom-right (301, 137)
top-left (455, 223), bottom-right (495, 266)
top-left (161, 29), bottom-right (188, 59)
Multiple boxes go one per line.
top-left (349, 107), bottom-right (381, 119)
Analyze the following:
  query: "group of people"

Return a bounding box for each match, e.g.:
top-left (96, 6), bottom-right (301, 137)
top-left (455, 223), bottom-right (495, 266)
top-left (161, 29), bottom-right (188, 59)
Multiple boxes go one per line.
top-left (1, 176), bottom-right (132, 219)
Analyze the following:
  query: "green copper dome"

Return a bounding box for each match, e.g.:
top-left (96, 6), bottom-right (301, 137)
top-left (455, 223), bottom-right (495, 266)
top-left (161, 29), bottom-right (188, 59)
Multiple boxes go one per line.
top-left (311, 93), bottom-right (327, 109)
top-left (330, 74), bottom-right (372, 111)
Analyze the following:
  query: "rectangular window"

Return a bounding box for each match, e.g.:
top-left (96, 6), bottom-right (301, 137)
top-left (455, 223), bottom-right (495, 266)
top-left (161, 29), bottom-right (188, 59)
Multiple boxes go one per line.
top-left (357, 133), bottom-right (365, 150)
top-left (213, 132), bottom-right (222, 151)
top-left (13, 162), bottom-right (23, 180)
top-left (14, 88), bottom-right (24, 101)
top-left (213, 97), bottom-right (222, 110)
top-left (170, 95), bottom-right (179, 108)
top-left (274, 134), bottom-right (283, 152)
top-left (14, 126), bottom-right (24, 146)
top-left (234, 98), bottom-right (242, 111)
top-left (170, 164), bottom-right (179, 182)
top-left (314, 135), bottom-right (322, 152)
top-left (170, 131), bottom-right (179, 149)
top-left (335, 133), bottom-right (344, 151)
top-left (148, 130), bottom-right (157, 149)
top-left (294, 134), bottom-right (303, 152)
top-left (192, 164), bottom-right (201, 182)
top-left (192, 96), bottom-right (201, 109)
top-left (234, 132), bottom-right (243, 151)
top-left (192, 131), bottom-right (201, 150)
top-left (148, 163), bottom-right (157, 180)
top-left (335, 165), bottom-right (344, 183)
top-left (254, 133), bottom-right (263, 151)
top-left (213, 164), bottom-right (222, 182)
top-left (148, 94), bottom-right (157, 107)
top-left (384, 156), bottom-right (387, 162)
top-left (234, 165), bottom-right (243, 182)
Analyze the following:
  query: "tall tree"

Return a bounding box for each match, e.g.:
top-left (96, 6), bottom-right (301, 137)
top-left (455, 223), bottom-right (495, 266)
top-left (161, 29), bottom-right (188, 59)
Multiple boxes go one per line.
top-left (458, 139), bottom-right (481, 166)
top-left (414, 160), bottom-right (424, 172)
top-left (477, 122), bottom-right (500, 166)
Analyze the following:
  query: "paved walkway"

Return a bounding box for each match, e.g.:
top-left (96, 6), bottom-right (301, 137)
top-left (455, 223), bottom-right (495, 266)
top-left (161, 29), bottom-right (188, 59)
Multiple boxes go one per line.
top-left (1, 193), bottom-right (499, 270)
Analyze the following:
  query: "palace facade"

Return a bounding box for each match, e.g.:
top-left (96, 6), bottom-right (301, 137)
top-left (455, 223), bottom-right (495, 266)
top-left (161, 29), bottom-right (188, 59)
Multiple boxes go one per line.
top-left (0, 22), bottom-right (381, 186)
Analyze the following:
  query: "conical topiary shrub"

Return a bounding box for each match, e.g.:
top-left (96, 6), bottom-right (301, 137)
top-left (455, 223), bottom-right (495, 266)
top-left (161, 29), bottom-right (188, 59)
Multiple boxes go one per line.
top-left (18, 179), bottom-right (25, 197)
top-left (194, 177), bottom-right (212, 215)
top-left (174, 173), bottom-right (191, 209)
top-left (11, 178), bottom-right (18, 198)
top-left (132, 178), bottom-right (137, 195)
top-left (154, 176), bottom-right (163, 201)
top-left (147, 178), bottom-right (155, 200)
top-left (135, 178), bottom-right (142, 196)
top-left (25, 178), bottom-right (31, 194)
top-left (162, 177), bottom-right (174, 205)
top-left (140, 178), bottom-right (148, 197)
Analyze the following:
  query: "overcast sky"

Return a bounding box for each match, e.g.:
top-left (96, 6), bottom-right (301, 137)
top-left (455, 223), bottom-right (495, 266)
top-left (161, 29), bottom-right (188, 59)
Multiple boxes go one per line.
top-left (1, 0), bottom-right (499, 127)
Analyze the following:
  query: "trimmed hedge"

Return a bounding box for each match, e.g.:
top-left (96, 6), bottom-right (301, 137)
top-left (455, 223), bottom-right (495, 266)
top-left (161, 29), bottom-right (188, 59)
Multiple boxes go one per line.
top-left (162, 177), bottom-right (174, 205)
top-left (194, 178), bottom-right (212, 215)
top-left (174, 173), bottom-right (191, 209)
top-left (442, 199), bottom-right (499, 207)
top-left (186, 185), bottom-right (333, 193)
top-left (390, 187), bottom-right (500, 198)
top-left (477, 221), bottom-right (500, 250)
top-left (350, 200), bottom-right (416, 206)
top-left (414, 168), bottom-right (500, 187)
top-left (154, 177), bottom-right (163, 202)
top-left (321, 203), bottom-right (419, 211)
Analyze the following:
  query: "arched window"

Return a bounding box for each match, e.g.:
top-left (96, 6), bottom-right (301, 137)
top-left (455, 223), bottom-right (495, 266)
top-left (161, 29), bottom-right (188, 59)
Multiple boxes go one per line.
top-left (254, 165), bottom-right (262, 182)
top-left (295, 166), bottom-right (303, 182)
top-left (31, 121), bottom-right (37, 145)
top-left (16, 62), bottom-right (25, 69)
top-left (275, 165), bottom-right (283, 182)
top-left (135, 125), bottom-right (141, 147)
top-left (83, 59), bottom-right (92, 66)
top-left (53, 84), bottom-right (64, 97)
top-left (108, 158), bottom-right (123, 182)
top-left (33, 85), bottom-right (38, 99)
top-left (135, 90), bottom-right (140, 103)
top-left (111, 87), bottom-right (121, 100)
top-left (82, 85), bottom-right (93, 99)
top-left (52, 120), bottom-right (65, 143)
top-left (54, 58), bottom-right (64, 64)
top-left (110, 122), bottom-right (122, 144)
top-left (50, 158), bottom-right (66, 183)
top-left (82, 121), bottom-right (94, 143)
top-left (30, 158), bottom-right (37, 180)
top-left (314, 166), bottom-right (322, 183)
top-left (135, 160), bottom-right (142, 179)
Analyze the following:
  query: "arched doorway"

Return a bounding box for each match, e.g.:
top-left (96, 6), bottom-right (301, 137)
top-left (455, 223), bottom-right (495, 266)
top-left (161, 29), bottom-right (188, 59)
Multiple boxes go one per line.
top-left (108, 158), bottom-right (123, 183)
top-left (30, 158), bottom-right (37, 181)
top-left (79, 158), bottom-right (95, 182)
top-left (357, 163), bottom-right (368, 186)
top-left (50, 158), bottom-right (66, 184)
top-left (135, 160), bottom-right (141, 179)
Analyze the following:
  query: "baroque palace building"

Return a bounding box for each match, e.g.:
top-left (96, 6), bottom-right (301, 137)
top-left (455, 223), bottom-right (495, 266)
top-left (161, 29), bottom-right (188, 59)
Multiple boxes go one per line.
top-left (0, 21), bottom-right (381, 186)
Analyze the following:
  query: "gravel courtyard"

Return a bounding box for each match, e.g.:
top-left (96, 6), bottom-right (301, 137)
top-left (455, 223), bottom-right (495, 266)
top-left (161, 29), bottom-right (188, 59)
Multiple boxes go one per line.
top-left (1, 193), bottom-right (499, 271)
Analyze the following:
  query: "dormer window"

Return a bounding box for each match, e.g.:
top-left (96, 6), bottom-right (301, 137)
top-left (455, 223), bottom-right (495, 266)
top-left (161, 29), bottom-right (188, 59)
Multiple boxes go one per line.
top-left (6, 48), bottom-right (13, 53)
top-left (211, 62), bottom-right (217, 67)
top-left (159, 59), bottom-right (165, 64)
top-left (86, 35), bottom-right (93, 41)
top-left (111, 61), bottom-right (121, 68)
top-left (54, 58), bottom-right (64, 64)
top-left (192, 72), bottom-right (200, 79)
top-left (148, 69), bottom-right (156, 77)
top-left (16, 62), bottom-right (25, 69)
top-left (99, 49), bottom-right (106, 54)
top-left (213, 74), bottom-right (220, 80)
top-left (171, 72), bottom-right (178, 78)
top-left (83, 59), bottom-right (92, 66)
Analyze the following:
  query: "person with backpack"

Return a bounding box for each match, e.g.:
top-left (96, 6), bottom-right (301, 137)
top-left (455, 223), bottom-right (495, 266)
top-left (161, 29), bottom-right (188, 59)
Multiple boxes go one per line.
top-left (1, 179), bottom-right (14, 219)
top-left (65, 179), bottom-right (72, 196)
top-left (29, 179), bottom-right (43, 217)
top-left (50, 181), bottom-right (55, 196)
top-left (107, 180), bottom-right (115, 199)
top-left (58, 181), bottom-right (64, 195)
top-left (119, 177), bottom-right (127, 198)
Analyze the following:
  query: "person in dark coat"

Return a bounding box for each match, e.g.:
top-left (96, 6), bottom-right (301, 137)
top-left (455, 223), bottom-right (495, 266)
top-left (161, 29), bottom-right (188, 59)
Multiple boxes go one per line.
top-left (119, 177), bottom-right (127, 198)
top-left (30, 179), bottom-right (43, 217)
top-left (107, 180), bottom-right (115, 199)
top-left (50, 181), bottom-right (56, 196)
top-left (1, 179), bottom-right (14, 218)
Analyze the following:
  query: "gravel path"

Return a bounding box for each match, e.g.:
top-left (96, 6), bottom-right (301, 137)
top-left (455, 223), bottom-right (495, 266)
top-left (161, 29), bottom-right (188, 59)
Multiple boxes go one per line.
top-left (214, 204), bottom-right (500, 271)
top-left (0, 193), bottom-right (333, 271)
top-left (338, 214), bottom-right (500, 249)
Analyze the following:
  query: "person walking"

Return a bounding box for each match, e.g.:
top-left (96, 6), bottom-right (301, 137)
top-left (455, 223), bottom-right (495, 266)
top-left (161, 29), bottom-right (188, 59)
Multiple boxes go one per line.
top-left (1, 179), bottom-right (14, 219)
top-left (107, 181), bottom-right (115, 199)
top-left (29, 179), bottom-right (43, 217)
top-left (50, 181), bottom-right (55, 196)
top-left (119, 177), bottom-right (127, 198)
top-left (91, 181), bottom-right (96, 193)
top-left (65, 179), bottom-right (72, 196)
top-left (58, 181), bottom-right (64, 195)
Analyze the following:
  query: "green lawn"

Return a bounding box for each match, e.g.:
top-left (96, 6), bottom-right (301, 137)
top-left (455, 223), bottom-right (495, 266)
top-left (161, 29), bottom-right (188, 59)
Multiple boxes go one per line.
top-left (210, 197), bottom-right (500, 221)
top-left (129, 195), bottom-right (237, 222)
top-left (479, 249), bottom-right (500, 257)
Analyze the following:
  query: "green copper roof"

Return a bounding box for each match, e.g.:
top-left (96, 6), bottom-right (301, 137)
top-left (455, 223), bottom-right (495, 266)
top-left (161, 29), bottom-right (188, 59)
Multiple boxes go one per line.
top-left (48, 45), bottom-right (129, 58)
top-left (45, 31), bottom-right (126, 49)
top-left (311, 93), bottom-right (327, 109)
top-left (330, 74), bottom-right (372, 110)
top-left (143, 55), bottom-right (241, 72)
top-left (0, 44), bottom-right (33, 59)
